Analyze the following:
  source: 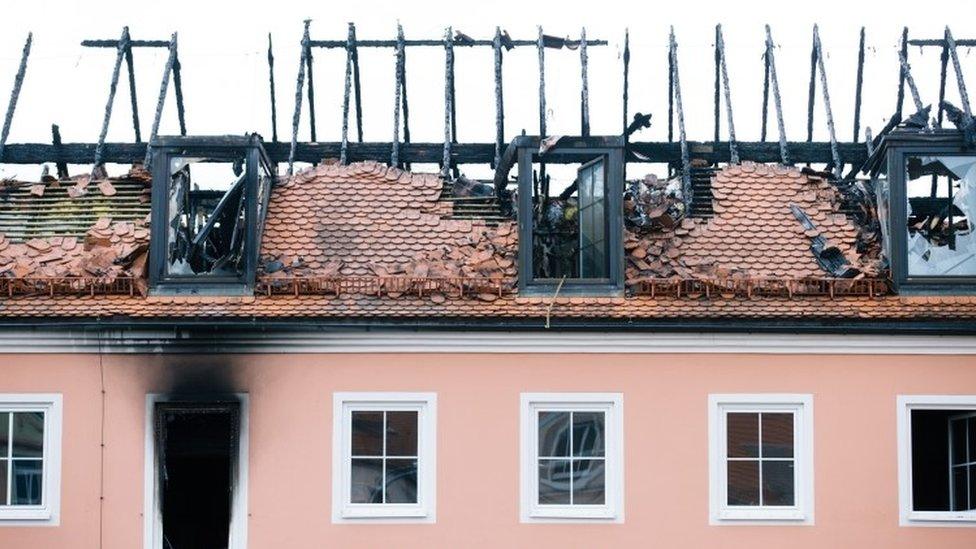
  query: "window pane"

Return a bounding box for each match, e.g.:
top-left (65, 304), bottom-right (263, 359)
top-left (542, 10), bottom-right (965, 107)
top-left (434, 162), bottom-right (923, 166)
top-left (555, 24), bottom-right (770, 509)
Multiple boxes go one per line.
top-left (350, 458), bottom-right (383, 504)
top-left (952, 417), bottom-right (968, 465)
top-left (573, 412), bottom-right (605, 457)
top-left (727, 460), bottom-right (760, 506)
top-left (953, 466), bottom-right (969, 511)
top-left (385, 459), bottom-right (418, 504)
top-left (573, 459), bottom-right (606, 504)
top-left (385, 411), bottom-right (418, 457)
top-left (11, 412), bottom-right (43, 458)
top-left (761, 413), bottom-right (794, 458)
top-left (904, 155), bottom-right (976, 276)
top-left (761, 460), bottom-right (795, 506)
top-left (0, 412), bottom-right (8, 455)
top-left (11, 460), bottom-right (42, 505)
top-left (351, 411), bottom-right (383, 456)
top-left (727, 413), bottom-right (759, 458)
top-left (538, 412), bottom-right (570, 457)
top-left (0, 459), bottom-right (6, 506)
top-left (969, 418), bottom-right (976, 462)
top-left (970, 465), bottom-right (976, 511)
top-left (538, 459), bottom-right (572, 504)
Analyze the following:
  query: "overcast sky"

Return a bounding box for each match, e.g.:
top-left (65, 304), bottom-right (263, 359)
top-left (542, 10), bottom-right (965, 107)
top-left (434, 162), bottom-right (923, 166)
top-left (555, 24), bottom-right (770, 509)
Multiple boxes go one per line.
top-left (0, 0), bottom-right (973, 179)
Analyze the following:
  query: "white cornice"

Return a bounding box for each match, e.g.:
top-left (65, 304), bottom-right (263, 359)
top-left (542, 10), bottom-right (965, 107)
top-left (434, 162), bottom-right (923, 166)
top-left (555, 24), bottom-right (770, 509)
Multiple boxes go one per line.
top-left (0, 330), bottom-right (973, 354)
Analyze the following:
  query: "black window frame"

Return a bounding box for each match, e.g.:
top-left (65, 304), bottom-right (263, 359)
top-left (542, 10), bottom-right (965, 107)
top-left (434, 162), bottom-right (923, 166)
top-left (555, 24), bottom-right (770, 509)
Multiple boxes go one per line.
top-left (515, 135), bottom-right (625, 296)
top-left (148, 134), bottom-right (274, 296)
top-left (878, 130), bottom-right (976, 293)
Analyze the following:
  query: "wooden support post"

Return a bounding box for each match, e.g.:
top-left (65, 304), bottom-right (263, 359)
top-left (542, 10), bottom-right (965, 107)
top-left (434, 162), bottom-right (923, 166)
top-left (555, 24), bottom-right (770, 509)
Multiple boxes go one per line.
top-left (806, 28), bottom-right (817, 143)
top-left (580, 27), bottom-right (589, 137)
top-left (713, 25), bottom-right (721, 143)
top-left (304, 37), bottom-right (316, 142)
top-left (268, 33), bottom-right (279, 142)
top-left (765, 25), bottom-right (790, 165)
top-left (667, 44), bottom-right (674, 143)
top-left (144, 33), bottom-right (178, 168)
top-left (350, 24), bottom-right (364, 143)
top-left (623, 29), bottom-right (630, 138)
top-left (392, 24), bottom-right (405, 166)
top-left (669, 27), bottom-right (691, 204)
top-left (172, 51), bottom-right (187, 136)
top-left (945, 27), bottom-right (973, 119)
top-left (537, 26), bottom-right (547, 138)
top-left (442, 27), bottom-right (454, 179)
top-left (897, 48), bottom-right (925, 113)
top-left (937, 42), bottom-right (949, 127)
top-left (493, 27), bottom-right (505, 169)
top-left (340, 23), bottom-right (354, 165)
top-left (399, 27), bottom-right (411, 148)
top-left (761, 40), bottom-right (770, 143)
top-left (895, 27), bottom-right (908, 118)
top-left (716, 25), bottom-right (738, 164)
top-left (853, 27), bottom-right (865, 142)
top-left (0, 32), bottom-right (32, 163)
top-left (93, 27), bottom-right (129, 171)
top-left (812, 25), bottom-right (842, 177)
top-left (123, 33), bottom-right (141, 143)
top-left (288, 20), bottom-right (310, 175)
top-left (51, 124), bottom-right (68, 179)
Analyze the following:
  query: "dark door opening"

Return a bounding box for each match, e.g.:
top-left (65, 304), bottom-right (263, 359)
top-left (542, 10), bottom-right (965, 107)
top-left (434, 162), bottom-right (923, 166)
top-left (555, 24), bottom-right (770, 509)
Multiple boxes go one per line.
top-left (155, 402), bottom-right (240, 549)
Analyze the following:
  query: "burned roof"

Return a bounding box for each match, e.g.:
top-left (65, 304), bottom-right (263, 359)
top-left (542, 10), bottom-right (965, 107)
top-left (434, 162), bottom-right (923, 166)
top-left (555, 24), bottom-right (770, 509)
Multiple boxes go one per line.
top-left (0, 159), bottom-right (973, 330)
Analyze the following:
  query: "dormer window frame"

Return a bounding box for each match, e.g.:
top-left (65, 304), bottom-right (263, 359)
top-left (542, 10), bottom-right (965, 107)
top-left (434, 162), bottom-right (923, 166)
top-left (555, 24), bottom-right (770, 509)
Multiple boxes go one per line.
top-left (878, 130), bottom-right (976, 294)
top-left (515, 135), bottom-right (625, 297)
top-left (148, 134), bottom-right (274, 296)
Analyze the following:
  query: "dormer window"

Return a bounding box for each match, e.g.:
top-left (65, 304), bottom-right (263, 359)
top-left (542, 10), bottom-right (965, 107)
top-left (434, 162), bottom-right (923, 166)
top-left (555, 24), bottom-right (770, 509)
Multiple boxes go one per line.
top-left (148, 135), bottom-right (274, 295)
top-left (515, 136), bottom-right (624, 295)
top-left (870, 129), bottom-right (976, 292)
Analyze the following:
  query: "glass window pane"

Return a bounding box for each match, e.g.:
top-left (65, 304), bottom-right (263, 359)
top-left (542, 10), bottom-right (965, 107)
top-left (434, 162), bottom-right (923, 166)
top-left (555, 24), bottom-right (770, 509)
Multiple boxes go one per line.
top-left (969, 418), bottom-right (976, 462)
top-left (572, 412), bottom-right (605, 457)
top-left (573, 459), bottom-right (606, 504)
top-left (969, 465), bottom-right (976, 511)
top-left (538, 459), bottom-right (572, 504)
top-left (385, 459), bottom-right (418, 504)
top-left (953, 466), bottom-right (969, 511)
top-left (0, 459), bottom-right (6, 506)
top-left (350, 458), bottom-right (384, 504)
top-left (385, 411), bottom-right (418, 457)
top-left (904, 155), bottom-right (976, 276)
top-left (727, 413), bottom-right (759, 458)
top-left (538, 412), bottom-right (570, 457)
top-left (0, 412), bottom-right (8, 455)
top-left (351, 411), bottom-right (383, 456)
top-left (11, 459), bottom-right (42, 505)
top-left (761, 413), bottom-right (794, 458)
top-left (727, 460), bottom-right (760, 506)
top-left (11, 412), bottom-right (43, 458)
top-left (952, 417), bottom-right (968, 465)
top-left (761, 460), bottom-right (795, 506)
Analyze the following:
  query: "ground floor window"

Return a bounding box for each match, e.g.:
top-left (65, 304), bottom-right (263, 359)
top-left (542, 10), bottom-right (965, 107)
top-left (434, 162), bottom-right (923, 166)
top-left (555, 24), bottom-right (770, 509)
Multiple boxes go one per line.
top-left (898, 395), bottom-right (976, 525)
top-left (332, 393), bottom-right (436, 522)
top-left (0, 394), bottom-right (61, 525)
top-left (708, 394), bottom-right (813, 524)
top-left (520, 393), bottom-right (623, 522)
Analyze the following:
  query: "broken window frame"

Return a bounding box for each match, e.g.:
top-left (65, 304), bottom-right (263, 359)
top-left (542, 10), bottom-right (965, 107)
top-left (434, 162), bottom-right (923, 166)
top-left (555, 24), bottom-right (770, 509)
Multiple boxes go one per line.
top-left (148, 134), bottom-right (275, 296)
top-left (0, 394), bottom-right (62, 526)
top-left (897, 395), bottom-right (976, 526)
top-left (332, 392), bottom-right (437, 523)
top-left (516, 136), bottom-right (625, 296)
top-left (880, 130), bottom-right (976, 293)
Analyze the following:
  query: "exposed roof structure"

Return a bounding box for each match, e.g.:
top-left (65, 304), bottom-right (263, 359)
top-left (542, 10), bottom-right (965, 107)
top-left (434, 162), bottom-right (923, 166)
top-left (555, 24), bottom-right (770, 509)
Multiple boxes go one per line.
top-left (0, 160), bottom-right (973, 328)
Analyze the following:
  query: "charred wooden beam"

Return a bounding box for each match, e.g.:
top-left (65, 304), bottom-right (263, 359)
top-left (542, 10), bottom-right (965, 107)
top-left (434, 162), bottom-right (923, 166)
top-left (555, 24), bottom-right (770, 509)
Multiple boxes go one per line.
top-left (669, 28), bottom-right (691, 203)
top-left (895, 27), bottom-right (909, 118)
top-left (622, 29), bottom-right (630, 139)
top-left (0, 140), bottom-right (870, 167)
top-left (308, 38), bottom-right (607, 48)
top-left (812, 25), bottom-right (842, 177)
top-left (304, 37), bottom-right (316, 142)
top-left (764, 25), bottom-right (790, 165)
top-left (50, 124), bottom-right (68, 179)
top-left (442, 27), bottom-right (454, 179)
top-left (537, 26), bottom-right (547, 138)
top-left (392, 24), bottom-right (405, 166)
top-left (399, 29), bottom-right (411, 148)
top-left (350, 25), bottom-right (364, 143)
top-left (852, 27), bottom-right (865, 142)
top-left (716, 25), bottom-right (738, 164)
top-left (82, 39), bottom-right (169, 48)
top-left (288, 20), bottom-right (311, 175)
top-left (144, 34), bottom-right (179, 168)
top-left (340, 23), bottom-right (355, 165)
top-left (580, 27), bottom-right (589, 137)
top-left (945, 27), bottom-right (973, 120)
top-left (0, 32), bottom-right (32, 163)
top-left (806, 29), bottom-right (817, 144)
top-left (172, 52), bottom-right (187, 136)
top-left (267, 34), bottom-right (279, 143)
top-left (93, 27), bottom-right (129, 170)
top-left (713, 25), bottom-right (721, 143)
top-left (123, 36), bottom-right (141, 143)
top-left (908, 38), bottom-right (976, 47)
top-left (937, 42), bottom-right (949, 127)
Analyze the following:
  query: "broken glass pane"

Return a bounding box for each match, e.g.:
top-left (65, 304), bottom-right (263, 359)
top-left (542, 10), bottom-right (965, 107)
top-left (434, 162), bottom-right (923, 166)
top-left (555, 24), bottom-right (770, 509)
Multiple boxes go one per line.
top-left (905, 155), bottom-right (976, 276)
top-left (531, 157), bottom-right (610, 280)
top-left (166, 157), bottom-right (248, 277)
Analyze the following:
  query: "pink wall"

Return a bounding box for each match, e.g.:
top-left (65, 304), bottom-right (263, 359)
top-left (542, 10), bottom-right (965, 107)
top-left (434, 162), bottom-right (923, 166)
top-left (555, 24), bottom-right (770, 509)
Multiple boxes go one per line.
top-left (1, 351), bottom-right (976, 548)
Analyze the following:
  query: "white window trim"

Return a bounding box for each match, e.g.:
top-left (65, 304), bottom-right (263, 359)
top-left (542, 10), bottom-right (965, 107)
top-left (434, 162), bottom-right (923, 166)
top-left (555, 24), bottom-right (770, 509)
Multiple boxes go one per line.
top-left (332, 392), bottom-right (436, 523)
top-left (897, 395), bottom-right (976, 527)
top-left (519, 392), bottom-right (624, 523)
top-left (142, 394), bottom-right (249, 549)
top-left (708, 393), bottom-right (814, 526)
top-left (0, 393), bottom-right (62, 527)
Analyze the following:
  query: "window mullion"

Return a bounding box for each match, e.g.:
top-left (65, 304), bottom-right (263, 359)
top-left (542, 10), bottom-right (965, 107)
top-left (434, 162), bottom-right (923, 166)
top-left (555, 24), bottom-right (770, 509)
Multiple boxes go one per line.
top-left (569, 411), bottom-right (574, 506)
top-left (6, 412), bottom-right (12, 506)
top-left (381, 411), bottom-right (387, 505)
top-left (758, 412), bottom-right (764, 507)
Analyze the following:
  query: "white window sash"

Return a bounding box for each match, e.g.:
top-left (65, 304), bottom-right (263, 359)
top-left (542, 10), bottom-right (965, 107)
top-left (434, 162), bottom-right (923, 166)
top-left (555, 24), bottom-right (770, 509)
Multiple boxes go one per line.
top-left (0, 394), bottom-right (61, 526)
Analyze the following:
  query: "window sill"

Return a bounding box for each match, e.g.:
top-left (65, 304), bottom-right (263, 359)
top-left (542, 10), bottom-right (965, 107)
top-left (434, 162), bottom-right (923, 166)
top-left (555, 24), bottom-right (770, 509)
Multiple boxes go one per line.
top-left (712, 507), bottom-right (811, 526)
top-left (336, 505), bottom-right (433, 524)
top-left (0, 506), bottom-right (57, 527)
top-left (902, 511), bottom-right (976, 527)
top-left (524, 505), bottom-right (620, 523)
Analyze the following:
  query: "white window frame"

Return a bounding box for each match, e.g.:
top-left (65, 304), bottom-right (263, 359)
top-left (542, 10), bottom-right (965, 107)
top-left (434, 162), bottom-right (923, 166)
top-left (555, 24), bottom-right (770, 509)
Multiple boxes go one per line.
top-left (897, 395), bottom-right (976, 527)
top-left (708, 394), bottom-right (814, 525)
top-left (0, 393), bottom-right (62, 527)
top-left (332, 392), bottom-right (436, 523)
top-left (519, 392), bottom-right (624, 523)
